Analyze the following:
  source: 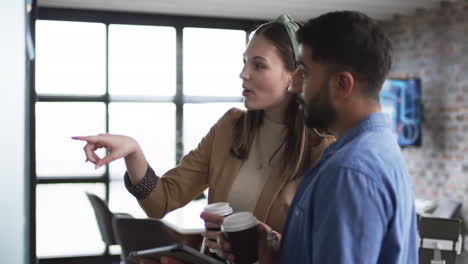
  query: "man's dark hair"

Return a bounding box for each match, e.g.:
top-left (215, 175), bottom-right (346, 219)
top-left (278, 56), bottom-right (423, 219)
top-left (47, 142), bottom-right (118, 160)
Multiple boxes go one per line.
top-left (297, 11), bottom-right (392, 99)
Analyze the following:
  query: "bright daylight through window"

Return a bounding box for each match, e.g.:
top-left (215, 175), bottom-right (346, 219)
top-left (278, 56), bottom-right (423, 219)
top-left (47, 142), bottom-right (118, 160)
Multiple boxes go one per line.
top-left (35, 19), bottom-right (246, 258)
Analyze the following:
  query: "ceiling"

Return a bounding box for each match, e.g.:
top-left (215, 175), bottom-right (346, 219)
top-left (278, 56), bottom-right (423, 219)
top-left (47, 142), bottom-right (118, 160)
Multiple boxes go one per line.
top-left (38, 0), bottom-right (444, 21)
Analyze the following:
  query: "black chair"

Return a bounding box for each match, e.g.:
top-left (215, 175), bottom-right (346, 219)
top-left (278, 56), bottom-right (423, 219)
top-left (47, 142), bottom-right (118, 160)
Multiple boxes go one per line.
top-left (418, 216), bottom-right (463, 264)
top-left (431, 199), bottom-right (462, 219)
top-left (85, 192), bottom-right (133, 247)
top-left (112, 217), bottom-right (178, 263)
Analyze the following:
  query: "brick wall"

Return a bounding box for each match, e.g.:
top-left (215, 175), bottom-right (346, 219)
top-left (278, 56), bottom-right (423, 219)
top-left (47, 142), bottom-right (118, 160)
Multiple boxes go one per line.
top-left (382, 0), bottom-right (468, 226)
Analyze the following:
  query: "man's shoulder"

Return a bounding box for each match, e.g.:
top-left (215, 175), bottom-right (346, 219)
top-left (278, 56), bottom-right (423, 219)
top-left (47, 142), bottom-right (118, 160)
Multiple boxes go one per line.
top-left (336, 130), bottom-right (404, 171)
top-left (312, 131), bottom-right (408, 192)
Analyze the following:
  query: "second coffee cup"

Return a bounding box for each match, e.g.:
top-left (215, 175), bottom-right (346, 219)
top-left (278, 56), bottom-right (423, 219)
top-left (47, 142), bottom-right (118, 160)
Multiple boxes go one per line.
top-left (203, 202), bottom-right (233, 254)
top-left (222, 211), bottom-right (258, 264)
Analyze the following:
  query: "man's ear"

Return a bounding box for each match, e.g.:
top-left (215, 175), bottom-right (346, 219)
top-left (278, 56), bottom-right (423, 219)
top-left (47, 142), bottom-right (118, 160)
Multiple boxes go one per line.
top-left (330, 71), bottom-right (354, 99)
top-left (289, 68), bottom-right (303, 94)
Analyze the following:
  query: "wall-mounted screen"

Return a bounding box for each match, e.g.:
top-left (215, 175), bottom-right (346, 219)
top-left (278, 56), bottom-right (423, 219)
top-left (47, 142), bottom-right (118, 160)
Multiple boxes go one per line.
top-left (380, 78), bottom-right (422, 147)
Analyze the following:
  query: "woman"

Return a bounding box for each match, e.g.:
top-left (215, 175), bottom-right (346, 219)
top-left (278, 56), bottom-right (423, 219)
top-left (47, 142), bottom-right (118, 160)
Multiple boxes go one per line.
top-left (73, 14), bottom-right (333, 256)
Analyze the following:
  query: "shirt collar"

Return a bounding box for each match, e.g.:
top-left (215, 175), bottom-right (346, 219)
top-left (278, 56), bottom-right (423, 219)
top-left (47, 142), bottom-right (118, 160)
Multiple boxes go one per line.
top-left (322, 112), bottom-right (392, 157)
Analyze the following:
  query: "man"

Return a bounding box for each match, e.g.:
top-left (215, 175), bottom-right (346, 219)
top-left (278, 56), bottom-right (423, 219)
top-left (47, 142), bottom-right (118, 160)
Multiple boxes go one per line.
top-left (280, 10), bottom-right (418, 263)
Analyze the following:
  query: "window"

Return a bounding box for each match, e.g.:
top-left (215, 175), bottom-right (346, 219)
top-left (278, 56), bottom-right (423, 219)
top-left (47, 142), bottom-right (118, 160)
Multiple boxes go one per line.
top-left (34, 10), bottom-right (254, 260)
top-left (183, 103), bottom-right (244, 153)
top-left (36, 184), bottom-right (106, 257)
top-left (108, 24), bottom-right (176, 96)
top-left (36, 20), bottom-right (106, 95)
top-left (35, 102), bottom-right (106, 177)
top-left (183, 28), bottom-right (245, 96)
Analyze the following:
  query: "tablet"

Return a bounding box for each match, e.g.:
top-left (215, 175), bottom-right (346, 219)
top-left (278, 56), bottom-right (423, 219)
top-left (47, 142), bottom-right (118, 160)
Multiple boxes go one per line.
top-left (127, 243), bottom-right (224, 264)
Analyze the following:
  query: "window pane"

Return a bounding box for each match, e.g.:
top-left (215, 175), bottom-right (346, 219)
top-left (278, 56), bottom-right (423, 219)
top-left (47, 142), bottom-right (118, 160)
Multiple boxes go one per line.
top-left (36, 103), bottom-right (106, 177)
top-left (109, 25), bottom-right (176, 96)
top-left (184, 28), bottom-right (246, 96)
top-left (35, 20), bottom-right (106, 95)
top-left (183, 103), bottom-right (245, 153)
top-left (109, 180), bottom-right (147, 218)
top-left (109, 103), bottom-right (176, 179)
top-left (36, 184), bottom-right (106, 257)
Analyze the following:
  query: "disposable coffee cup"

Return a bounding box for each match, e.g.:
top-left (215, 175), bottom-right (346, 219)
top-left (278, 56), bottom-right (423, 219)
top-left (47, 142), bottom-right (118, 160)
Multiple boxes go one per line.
top-left (204, 202), bottom-right (233, 222)
top-left (203, 202), bottom-right (233, 254)
top-left (222, 212), bottom-right (258, 264)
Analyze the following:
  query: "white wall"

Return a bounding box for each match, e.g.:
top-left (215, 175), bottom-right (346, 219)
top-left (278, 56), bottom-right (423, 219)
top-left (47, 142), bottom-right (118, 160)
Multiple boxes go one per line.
top-left (0, 0), bottom-right (28, 264)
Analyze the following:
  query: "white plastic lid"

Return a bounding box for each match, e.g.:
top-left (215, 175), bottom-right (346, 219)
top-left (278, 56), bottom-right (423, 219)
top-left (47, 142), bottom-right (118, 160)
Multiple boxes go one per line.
top-left (222, 212), bottom-right (257, 232)
top-left (203, 202), bottom-right (233, 216)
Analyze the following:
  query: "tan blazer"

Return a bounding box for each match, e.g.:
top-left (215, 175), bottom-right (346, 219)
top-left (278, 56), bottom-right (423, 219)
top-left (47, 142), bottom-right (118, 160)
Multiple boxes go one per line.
top-left (140, 108), bottom-right (334, 232)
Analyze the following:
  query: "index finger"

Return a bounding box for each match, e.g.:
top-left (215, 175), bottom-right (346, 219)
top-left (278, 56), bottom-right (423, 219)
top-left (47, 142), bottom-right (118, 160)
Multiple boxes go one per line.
top-left (71, 135), bottom-right (101, 143)
top-left (256, 221), bottom-right (271, 234)
top-left (200, 212), bottom-right (224, 225)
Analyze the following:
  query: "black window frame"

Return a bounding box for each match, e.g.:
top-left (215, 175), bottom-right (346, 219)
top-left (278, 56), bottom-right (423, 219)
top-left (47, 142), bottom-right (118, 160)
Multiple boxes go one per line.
top-left (33, 7), bottom-right (265, 264)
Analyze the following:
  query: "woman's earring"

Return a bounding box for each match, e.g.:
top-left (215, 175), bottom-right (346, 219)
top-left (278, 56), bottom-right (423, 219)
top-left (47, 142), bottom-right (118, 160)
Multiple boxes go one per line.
top-left (287, 84), bottom-right (294, 94)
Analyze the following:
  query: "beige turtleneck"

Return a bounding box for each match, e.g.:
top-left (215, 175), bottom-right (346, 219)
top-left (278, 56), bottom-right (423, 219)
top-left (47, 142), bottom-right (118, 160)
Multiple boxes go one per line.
top-left (227, 117), bottom-right (286, 213)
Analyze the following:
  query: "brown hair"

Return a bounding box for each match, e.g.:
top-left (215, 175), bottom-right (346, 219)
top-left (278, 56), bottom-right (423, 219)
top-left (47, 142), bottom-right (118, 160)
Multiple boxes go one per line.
top-left (230, 22), bottom-right (323, 180)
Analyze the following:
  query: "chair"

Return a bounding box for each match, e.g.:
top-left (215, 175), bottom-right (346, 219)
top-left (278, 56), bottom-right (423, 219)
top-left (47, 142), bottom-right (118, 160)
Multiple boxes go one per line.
top-left (85, 192), bottom-right (133, 247)
top-left (112, 217), bottom-right (179, 263)
top-left (418, 215), bottom-right (463, 264)
top-left (431, 199), bottom-right (462, 219)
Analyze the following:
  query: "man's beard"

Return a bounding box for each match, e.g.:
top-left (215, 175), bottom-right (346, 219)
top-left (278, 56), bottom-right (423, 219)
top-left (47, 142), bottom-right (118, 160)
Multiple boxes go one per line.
top-left (297, 81), bottom-right (337, 131)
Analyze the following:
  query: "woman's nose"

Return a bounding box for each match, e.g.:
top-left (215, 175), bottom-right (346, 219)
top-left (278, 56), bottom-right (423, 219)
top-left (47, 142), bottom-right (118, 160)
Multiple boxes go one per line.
top-left (239, 64), bottom-right (249, 80)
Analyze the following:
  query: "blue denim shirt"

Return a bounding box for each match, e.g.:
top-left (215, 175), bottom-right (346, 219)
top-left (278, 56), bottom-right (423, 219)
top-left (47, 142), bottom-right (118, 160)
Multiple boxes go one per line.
top-left (280, 113), bottom-right (418, 264)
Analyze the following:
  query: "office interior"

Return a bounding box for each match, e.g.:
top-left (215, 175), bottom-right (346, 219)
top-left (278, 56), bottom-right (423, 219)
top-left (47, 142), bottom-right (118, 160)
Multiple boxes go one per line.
top-left (1, 0), bottom-right (467, 263)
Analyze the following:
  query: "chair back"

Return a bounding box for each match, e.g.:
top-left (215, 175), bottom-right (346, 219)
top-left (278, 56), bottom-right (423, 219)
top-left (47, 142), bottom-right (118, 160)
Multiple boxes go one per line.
top-left (85, 192), bottom-right (118, 246)
top-left (431, 200), bottom-right (462, 219)
top-left (112, 217), bottom-right (177, 261)
top-left (418, 216), bottom-right (463, 264)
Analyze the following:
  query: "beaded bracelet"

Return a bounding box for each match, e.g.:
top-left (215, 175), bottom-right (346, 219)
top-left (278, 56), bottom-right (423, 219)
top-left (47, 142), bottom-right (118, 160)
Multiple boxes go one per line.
top-left (124, 165), bottom-right (159, 200)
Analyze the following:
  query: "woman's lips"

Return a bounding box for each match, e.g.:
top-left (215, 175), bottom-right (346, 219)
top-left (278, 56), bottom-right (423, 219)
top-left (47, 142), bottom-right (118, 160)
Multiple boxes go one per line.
top-left (242, 89), bottom-right (254, 97)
